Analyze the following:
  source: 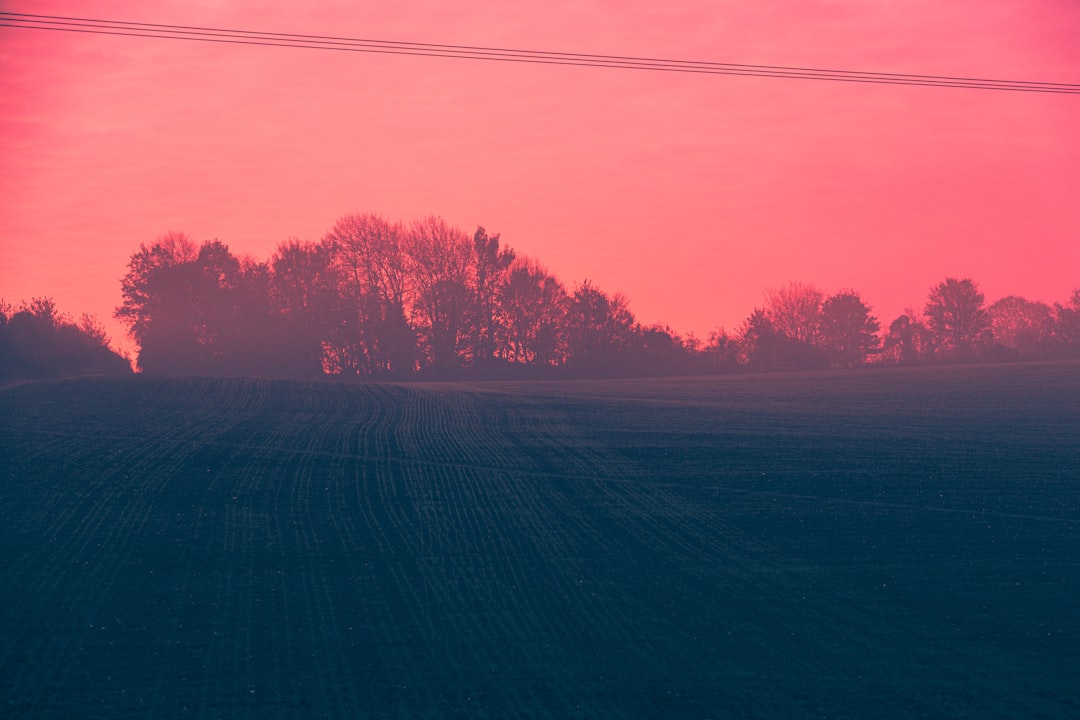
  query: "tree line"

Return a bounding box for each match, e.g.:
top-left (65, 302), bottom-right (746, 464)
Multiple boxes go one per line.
top-left (112, 216), bottom-right (701, 379)
top-left (4, 212), bottom-right (1078, 381)
top-left (710, 279), bottom-right (1080, 373)
top-left (110, 213), bottom-right (1080, 378)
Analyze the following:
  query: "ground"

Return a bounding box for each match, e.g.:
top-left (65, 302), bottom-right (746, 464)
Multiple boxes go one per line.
top-left (2, 363), bottom-right (1079, 718)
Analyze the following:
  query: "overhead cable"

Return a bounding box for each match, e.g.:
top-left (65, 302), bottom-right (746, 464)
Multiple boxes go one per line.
top-left (2, 11), bottom-right (1078, 94)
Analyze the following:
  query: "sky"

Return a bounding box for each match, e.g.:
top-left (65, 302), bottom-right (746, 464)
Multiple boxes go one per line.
top-left (2, 0), bottom-right (1078, 359)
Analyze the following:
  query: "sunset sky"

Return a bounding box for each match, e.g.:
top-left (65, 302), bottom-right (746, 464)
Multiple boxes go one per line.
top-left (2, 0), bottom-right (1078, 358)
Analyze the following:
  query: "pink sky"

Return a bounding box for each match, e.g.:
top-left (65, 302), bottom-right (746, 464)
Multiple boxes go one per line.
top-left (2, 0), bottom-right (1078, 358)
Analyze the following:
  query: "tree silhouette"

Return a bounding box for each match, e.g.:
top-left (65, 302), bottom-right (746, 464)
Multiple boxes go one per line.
top-left (765, 282), bottom-right (823, 346)
top-left (324, 214), bottom-right (414, 376)
top-left (76, 313), bottom-right (111, 348)
top-left (627, 323), bottom-right (708, 376)
top-left (115, 233), bottom-right (195, 353)
top-left (190, 240), bottom-right (245, 373)
top-left (2, 298), bottom-right (129, 379)
top-left (116, 233), bottom-right (208, 373)
top-left (924, 278), bottom-right (990, 361)
top-left (738, 308), bottom-right (802, 371)
top-left (565, 280), bottom-right (635, 373)
top-left (405, 217), bottom-right (473, 373)
top-left (326, 214), bottom-right (409, 308)
top-left (881, 310), bottom-right (931, 365)
top-left (222, 258), bottom-right (309, 377)
top-left (706, 328), bottom-right (741, 372)
top-left (497, 258), bottom-right (567, 365)
top-left (117, 234), bottom-right (289, 375)
top-left (818, 291), bottom-right (880, 368)
top-left (746, 281), bottom-right (829, 369)
top-left (270, 239), bottom-right (348, 375)
top-left (469, 227), bottom-right (515, 366)
top-left (109, 215), bottom-right (1078, 380)
top-left (1051, 289), bottom-right (1080, 356)
top-left (986, 295), bottom-right (1054, 360)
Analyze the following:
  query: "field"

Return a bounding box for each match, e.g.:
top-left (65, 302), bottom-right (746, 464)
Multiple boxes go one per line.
top-left (2, 363), bottom-right (1079, 718)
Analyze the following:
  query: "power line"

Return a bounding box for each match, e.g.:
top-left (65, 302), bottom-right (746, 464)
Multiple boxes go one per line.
top-left (3, 11), bottom-right (1078, 94)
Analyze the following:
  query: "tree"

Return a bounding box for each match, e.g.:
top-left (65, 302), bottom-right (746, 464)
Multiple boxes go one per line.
top-left (706, 328), bottom-right (740, 372)
top-left (765, 282), bottom-right (823, 345)
top-left (2, 297), bottom-right (129, 380)
top-left (986, 295), bottom-right (1053, 359)
top-left (737, 308), bottom-right (799, 371)
top-left (405, 216), bottom-right (473, 372)
top-left (818, 291), bottom-right (880, 368)
top-left (469, 226), bottom-right (515, 365)
top-left (746, 281), bottom-right (829, 369)
top-left (115, 232), bottom-right (196, 348)
top-left (1051, 288), bottom-right (1080, 355)
top-left (496, 257), bottom-right (567, 365)
top-left (326, 214), bottom-right (409, 308)
top-left (115, 234), bottom-right (263, 374)
top-left (270, 239), bottom-right (349, 375)
top-left (223, 258), bottom-right (311, 377)
top-left (924, 278), bottom-right (990, 361)
top-left (564, 280), bottom-right (635, 372)
top-left (325, 213), bottom-right (415, 376)
top-left (881, 310), bottom-right (931, 365)
top-left (115, 233), bottom-right (208, 373)
top-left (190, 239), bottom-right (244, 369)
top-left (627, 323), bottom-right (705, 376)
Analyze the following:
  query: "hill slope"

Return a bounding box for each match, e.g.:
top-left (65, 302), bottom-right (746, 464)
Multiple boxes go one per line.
top-left (2, 364), bottom-right (1079, 718)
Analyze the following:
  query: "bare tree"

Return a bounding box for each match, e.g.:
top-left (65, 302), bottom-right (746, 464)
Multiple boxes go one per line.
top-left (324, 214), bottom-right (416, 375)
top-left (765, 282), bottom-right (823, 345)
top-left (405, 216), bottom-right (473, 371)
top-left (496, 257), bottom-right (567, 365)
top-left (326, 213), bottom-right (409, 309)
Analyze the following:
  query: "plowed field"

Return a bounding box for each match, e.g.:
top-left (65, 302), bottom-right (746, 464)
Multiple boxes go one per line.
top-left (2, 363), bottom-right (1079, 718)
